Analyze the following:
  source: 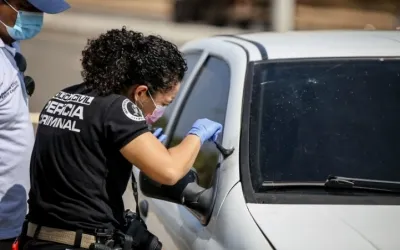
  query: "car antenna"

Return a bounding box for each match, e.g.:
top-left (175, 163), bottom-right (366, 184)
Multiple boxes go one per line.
top-left (214, 141), bottom-right (234, 159)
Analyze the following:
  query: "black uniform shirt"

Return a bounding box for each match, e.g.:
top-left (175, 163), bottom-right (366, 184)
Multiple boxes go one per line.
top-left (28, 83), bottom-right (148, 232)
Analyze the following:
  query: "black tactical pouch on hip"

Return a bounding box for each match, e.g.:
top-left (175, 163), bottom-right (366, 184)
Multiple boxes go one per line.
top-left (112, 209), bottom-right (162, 250)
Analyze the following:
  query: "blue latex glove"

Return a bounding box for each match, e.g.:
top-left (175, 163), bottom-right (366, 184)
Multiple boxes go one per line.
top-left (187, 118), bottom-right (223, 145)
top-left (153, 128), bottom-right (167, 143)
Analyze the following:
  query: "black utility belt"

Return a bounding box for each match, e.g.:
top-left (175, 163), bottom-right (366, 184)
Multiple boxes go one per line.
top-left (23, 221), bottom-right (112, 249)
top-left (22, 210), bottom-right (162, 250)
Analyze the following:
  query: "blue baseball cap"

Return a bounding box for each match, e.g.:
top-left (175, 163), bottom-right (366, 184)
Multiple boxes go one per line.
top-left (28, 0), bottom-right (70, 14)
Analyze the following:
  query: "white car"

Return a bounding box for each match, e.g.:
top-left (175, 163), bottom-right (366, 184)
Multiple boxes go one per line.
top-left (133, 30), bottom-right (400, 250)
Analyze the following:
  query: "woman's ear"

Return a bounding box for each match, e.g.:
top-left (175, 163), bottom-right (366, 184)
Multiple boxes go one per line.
top-left (132, 85), bottom-right (148, 101)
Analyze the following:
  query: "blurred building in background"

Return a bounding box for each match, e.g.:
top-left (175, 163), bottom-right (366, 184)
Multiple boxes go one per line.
top-left (172, 0), bottom-right (399, 30)
top-left (67, 0), bottom-right (399, 31)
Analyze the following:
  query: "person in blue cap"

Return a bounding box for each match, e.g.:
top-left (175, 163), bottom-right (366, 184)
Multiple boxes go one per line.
top-left (0, 0), bottom-right (70, 249)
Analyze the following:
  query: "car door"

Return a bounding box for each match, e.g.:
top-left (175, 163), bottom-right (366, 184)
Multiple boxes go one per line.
top-left (164, 54), bottom-right (232, 250)
top-left (136, 51), bottom-right (232, 249)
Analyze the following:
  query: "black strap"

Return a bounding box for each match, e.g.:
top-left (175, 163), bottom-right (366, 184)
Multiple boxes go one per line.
top-left (73, 229), bottom-right (83, 248)
top-left (33, 225), bottom-right (41, 240)
top-left (131, 172), bottom-right (141, 220)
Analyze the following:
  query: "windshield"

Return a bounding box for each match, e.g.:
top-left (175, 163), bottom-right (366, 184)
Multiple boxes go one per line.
top-left (249, 58), bottom-right (400, 192)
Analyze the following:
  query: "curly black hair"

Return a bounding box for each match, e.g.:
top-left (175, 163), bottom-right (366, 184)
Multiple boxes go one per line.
top-left (81, 27), bottom-right (188, 96)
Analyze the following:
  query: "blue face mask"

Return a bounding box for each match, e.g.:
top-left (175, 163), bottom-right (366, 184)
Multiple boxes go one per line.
top-left (0, 0), bottom-right (43, 41)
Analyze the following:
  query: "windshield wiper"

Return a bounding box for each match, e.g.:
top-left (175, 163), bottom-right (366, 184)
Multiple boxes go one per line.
top-left (260, 175), bottom-right (400, 194)
top-left (324, 175), bottom-right (400, 193)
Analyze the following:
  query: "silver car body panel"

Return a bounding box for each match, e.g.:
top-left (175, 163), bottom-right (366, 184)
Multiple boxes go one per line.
top-left (248, 204), bottom-right (400, 250)
top-left (134, 30), bottom-right (400, 250)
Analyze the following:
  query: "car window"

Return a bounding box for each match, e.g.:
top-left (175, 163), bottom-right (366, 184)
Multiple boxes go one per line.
top-left (168, 56), bottom-right (231, 188)
top-left (153, 52), bottom-right (203, 129)
top-left (250, 58), bottom-right (400, 190)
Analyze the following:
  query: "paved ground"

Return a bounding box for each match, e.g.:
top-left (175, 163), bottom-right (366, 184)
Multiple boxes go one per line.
top-left (23, 31), bottom-right (85, 113)
top-left (42, 11), bottom-right (245, 45)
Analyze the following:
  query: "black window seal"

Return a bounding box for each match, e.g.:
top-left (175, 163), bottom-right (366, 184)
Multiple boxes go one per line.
top-left (239, 61), bottom-right (258, 203)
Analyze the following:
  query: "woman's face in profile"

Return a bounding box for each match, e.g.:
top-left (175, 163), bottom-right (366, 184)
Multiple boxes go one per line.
top-left (139, 82), bottom-right (181, 117)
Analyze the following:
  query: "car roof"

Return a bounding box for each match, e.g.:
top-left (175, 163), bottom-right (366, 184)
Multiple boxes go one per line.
top-left (221, 30), bottom-right (400, 60)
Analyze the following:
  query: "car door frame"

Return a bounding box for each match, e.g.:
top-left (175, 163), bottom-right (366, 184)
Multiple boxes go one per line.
top-left (132, 48), bottom-right (209, 250)
top-left (183, 38), bottom-right (249, 249)
top-left (135, 38), bottom-right (249, 250)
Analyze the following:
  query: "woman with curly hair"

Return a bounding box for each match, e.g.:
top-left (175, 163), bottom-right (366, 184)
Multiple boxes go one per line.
top-left (17, 27), bottom-right (222, 250)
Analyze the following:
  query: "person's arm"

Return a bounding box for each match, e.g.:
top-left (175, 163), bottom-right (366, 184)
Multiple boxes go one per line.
top-left (120, 133), bottom-right (201, 185)
top-left (121, 116), bottom-right (222, 185)
top-left (105, 97), bottom-right (222, 186)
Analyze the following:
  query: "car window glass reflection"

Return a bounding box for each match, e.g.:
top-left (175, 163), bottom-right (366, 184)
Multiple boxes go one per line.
top-left (168, 56), bottom-right (231, 188)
